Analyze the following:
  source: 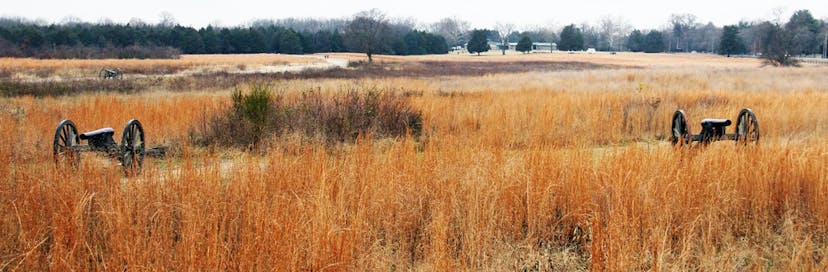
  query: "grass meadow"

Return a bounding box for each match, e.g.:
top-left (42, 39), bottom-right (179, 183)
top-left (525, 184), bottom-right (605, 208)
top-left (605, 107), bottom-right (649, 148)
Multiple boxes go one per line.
top-left (1, 53), bottom-right (827, 270)
top-left (0, 54), bottom-right (319, 80)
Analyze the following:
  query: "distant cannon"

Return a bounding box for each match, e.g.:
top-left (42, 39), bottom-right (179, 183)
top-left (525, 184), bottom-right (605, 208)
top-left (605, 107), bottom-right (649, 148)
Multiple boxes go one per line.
top-left (53, 119), bottom-right (166, 174)
top-left (99, 68), bottom-right (122, 79)
top-left (670, 108), bottom-right (759, 146)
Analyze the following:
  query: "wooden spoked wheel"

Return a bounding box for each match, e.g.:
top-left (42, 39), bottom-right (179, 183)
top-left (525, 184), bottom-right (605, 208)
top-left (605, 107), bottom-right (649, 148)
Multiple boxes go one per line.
top-left (735, 108), bottom-right (760, 144)
top-left (671, 110), bottom-right (690, 146)
top-left (120, 119), bottom-right (145, 173)
top-left (53, 119), bottom-right (80, 167)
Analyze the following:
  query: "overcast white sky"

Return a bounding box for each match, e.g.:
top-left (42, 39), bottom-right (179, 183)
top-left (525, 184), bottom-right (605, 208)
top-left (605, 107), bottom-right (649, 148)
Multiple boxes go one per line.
top-left (3, 0), bottom-right (826, 30)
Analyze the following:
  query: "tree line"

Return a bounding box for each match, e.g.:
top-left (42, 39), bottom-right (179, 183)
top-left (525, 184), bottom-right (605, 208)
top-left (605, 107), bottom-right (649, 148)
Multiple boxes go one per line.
top-left (0, 9), bottom-right (825, 63)
top-left (0, 13), bottom-right (447, 59)
top-left (463, 9), bottom-right (824, 65)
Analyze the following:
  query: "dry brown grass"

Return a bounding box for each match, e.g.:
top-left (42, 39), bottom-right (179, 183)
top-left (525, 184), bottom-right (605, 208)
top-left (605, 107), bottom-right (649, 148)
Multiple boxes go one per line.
top-left (328, 51), bottom-right (765, 68)
top-left (1, 56), bottom-right (828, 270)
top-left (0, 54), bottom-right (320, 79)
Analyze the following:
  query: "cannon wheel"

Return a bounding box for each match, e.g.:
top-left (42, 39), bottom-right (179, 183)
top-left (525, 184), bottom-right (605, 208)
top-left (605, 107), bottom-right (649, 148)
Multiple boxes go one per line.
top-left (113, 68), bottom-right (122, 79)
top-left (120, 119), bottom-right (145, 173)
top-left (671, 109), bottom-right (690, 146)
top-left (735, 108), bottom-right (760, 144)
top-left (54, 119), bottom-right (80, 167)
top-left (99, 69), bottom-right (108, 79)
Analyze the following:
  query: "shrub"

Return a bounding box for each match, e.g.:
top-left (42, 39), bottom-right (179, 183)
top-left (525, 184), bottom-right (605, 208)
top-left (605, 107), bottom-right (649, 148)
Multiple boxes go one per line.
top-left (191, 83), bottom-right (274, 148)
top-left (287, 88), bottom-right (422, 142)
top-left (233, 84), bottom-right (273, 137)
top-left (756, 22), bottom-right (800, 67)
top-left (191, 84), bottom-right (423, 149)
top-left (0, 79), bottom-right (140, 97)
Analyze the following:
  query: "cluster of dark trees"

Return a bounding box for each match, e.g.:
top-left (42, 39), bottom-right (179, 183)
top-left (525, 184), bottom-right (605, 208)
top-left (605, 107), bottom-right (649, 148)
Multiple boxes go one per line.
top-left (626, 30), bottom-right (668, 53)
top-left (466, 9), bottom-right (825, 63)
top-left (0, 12), bottom-right (447, 59)
top-left (546, 10), bottom-right (826, 61)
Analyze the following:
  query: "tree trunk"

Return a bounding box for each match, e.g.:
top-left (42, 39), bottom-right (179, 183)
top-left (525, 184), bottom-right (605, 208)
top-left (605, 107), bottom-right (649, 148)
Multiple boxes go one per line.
top-left (824, 33), bottom-right (827, 58)
top-left (367, 52), bottom-right (373, 63)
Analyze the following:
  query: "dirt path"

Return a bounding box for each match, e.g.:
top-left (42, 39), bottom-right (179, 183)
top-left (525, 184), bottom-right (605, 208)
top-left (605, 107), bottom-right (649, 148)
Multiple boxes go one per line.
top-left (17, 55), bottom-right (350, 83)
top-left (227, 55), bottom-right (348, 74)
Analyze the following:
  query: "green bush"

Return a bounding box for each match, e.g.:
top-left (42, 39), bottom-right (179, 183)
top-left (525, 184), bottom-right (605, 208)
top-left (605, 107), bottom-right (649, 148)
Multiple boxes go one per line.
top-left (191, 83), bottom-right (273, 148)
top-left (232, 84), bottom-right (273, 137)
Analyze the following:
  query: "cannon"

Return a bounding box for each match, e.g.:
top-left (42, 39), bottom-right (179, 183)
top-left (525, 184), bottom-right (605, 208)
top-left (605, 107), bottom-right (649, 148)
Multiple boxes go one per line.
top-left (99, 68), bottom-right (122, 79)
top-left (53, 119), bottom-right (166, 173)
top-left (670, 108), bottom-right (759, 146)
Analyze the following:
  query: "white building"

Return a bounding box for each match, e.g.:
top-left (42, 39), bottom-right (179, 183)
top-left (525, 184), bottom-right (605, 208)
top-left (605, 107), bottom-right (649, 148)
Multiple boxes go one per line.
top-left (468, 41), bottom-right (557, 53)
top-left (506, 42), bottom-right (556, 52)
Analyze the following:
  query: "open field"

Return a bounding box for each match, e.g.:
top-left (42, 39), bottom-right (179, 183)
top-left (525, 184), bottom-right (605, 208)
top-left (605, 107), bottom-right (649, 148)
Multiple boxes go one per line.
top-left (327, 51), bottom-right (765, 68)
top-left (1, 53), bottom-right (828, 270)
top-left (0, 54), bottom-right (321, 80)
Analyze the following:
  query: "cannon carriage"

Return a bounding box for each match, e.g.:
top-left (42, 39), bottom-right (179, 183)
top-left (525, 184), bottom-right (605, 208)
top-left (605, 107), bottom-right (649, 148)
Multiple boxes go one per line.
top-left (99, 68), bottom-right (122, 79)
top-left (53, 119), bottom-right (165, 173)
top-left (671, 108), bottom-right (760, 146)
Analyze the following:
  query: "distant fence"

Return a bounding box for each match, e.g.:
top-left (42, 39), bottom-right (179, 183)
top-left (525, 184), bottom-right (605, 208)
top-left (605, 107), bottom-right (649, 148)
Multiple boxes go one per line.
top-left (731, 54), bottom-right (828, 65)
top-left (796, 58), bottom-right (828, 65)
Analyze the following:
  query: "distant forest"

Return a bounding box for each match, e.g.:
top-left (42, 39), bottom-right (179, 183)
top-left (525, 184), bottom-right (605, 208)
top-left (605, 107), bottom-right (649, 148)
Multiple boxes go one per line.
top-left (0, 8), bottom-right (825, 59)
top-left (0, 16), bottom-right (448, 59)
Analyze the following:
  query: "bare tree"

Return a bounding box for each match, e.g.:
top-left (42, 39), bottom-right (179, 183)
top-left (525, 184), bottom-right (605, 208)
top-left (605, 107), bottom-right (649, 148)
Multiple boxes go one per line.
top-left (598, 15), bottom-right (631, 51)
top-left (256, 18), bottom-right (349, 33)
top-left (823, 17), bottom-right (828, 58)
top-left (59, 16), bottom-right (83, 25)
top-left (494, 22), bottom-right (515, 55)
top-left (756, 21), bottom-right (798, 66)
top-left (669, 14), bottom-right (698, 52)
top-left (127, 17), bottom-right (148, 27)
top-left (823, 31), bottom-right (828, 58)
top-left (696, 22), bottom-right (721, 53)
top-left (770, 6), bottom-right (788, 25)
top-left (158, 11), bottom-right (177, 27)
top-left (580, 22), bottom-right (599, 49)
top-left (823, 21), bottom-right (828, 58)
top-left (522, 25), bottom-right (558, 43)
top-left (431, 17), bottom-right (470, 49)
top-left (344, 9), bottom-right (390, 63)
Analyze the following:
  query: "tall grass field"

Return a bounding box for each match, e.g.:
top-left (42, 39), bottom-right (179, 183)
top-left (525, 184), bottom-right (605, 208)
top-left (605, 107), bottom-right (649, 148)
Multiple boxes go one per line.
top-left (1, 53), bottom-right (827, 270)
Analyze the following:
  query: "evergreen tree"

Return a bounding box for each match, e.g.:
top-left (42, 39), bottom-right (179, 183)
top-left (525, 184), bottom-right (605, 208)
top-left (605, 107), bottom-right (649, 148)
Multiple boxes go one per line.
top-left (516, 36), bottom-right (532, 53)
top-left (785, 9), bottom-right (821, 55)
top-left (425, 33), bottom-right (448, 54)
top-left (558, 24), bottom-right (584, 51)
top-left (467, 29), bottom-right (489, 55)
top-left (718, 25), bottom-right (746, 57)
top-left (329, 31), bottom-right (345, 52)
top-left (403, 30), bottom-right (427, 55)
top-left (643, 30), bottom-right (665, 53)
top-left (627, 29), bottom-right (645, 52)
top-left (278, 29), bottom-right (304, 54)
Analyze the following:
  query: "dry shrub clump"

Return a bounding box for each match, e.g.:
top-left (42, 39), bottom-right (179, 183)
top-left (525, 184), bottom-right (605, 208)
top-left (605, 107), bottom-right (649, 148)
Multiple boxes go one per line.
top-left (0, 79), bottom-right (142, 97)
top-left (191, 84), bottom-right (422, 147)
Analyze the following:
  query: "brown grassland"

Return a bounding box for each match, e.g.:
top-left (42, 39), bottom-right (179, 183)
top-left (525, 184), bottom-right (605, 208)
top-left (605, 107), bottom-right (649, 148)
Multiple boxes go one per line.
top-left (0, 54), bottom-right (320, 80)
top-left (1, 52), bottom-right (828, 270)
